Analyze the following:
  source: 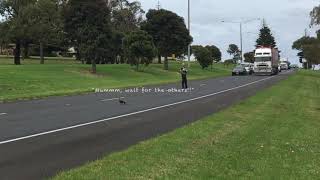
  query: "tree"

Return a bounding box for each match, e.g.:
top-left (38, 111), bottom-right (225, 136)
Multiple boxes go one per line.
top-left (0, 21), bottom-right (10, 55)
top-left (110, 31), bottom-right (125, 64)
top-left (191, 45), bottom-right (202, 54)
top-left (142, 9), bottom-right (192, 70)
top-left (194, 46), bottom-right (212, 69)
top-left (110, 0), bottom-right (144, 34)
top-left (205, 45), bottom-right (222, 62)
top-left (0, 0), bottom-right (37, 65)
top-left (64, 0), bottom-right (112, 73)
top-left (303, 44), bottom-right (320, 67)
top-left (29, 0), bottom-right (64, 64)
top-left (304, 4), bottom-right (320, 68)
top-left (244, 52), bottom-right (255, 63)
top-left (227, 44), bottom-right (239, 55)
top-left (292, 36), bottom-right (320, 68)
top-left (297, 51), bottom-right (304, 63)
top-left (292, 36), bottom-right (318, 50)
top-left (223, 59), bottom-right (235, 67)
top-left (256, 23), bottom-right (277, 48)
top-left (310, 4), bottom-right (320, 26)
top-left (227, 44), bottom-right (240, 62)
top-left (108, 0), bottom-right (145, 64)
top-left (124, 30), bottom-right (155, 71)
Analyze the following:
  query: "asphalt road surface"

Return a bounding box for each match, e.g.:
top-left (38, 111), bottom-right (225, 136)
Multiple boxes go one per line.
top-left (0, 70), bottom-right (294, 180)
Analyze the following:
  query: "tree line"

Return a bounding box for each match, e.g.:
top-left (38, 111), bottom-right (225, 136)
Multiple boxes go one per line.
top-left (292, 4), bottom-right (320, 69)
top-left (0, 0), bottom-right (213, 73)
top-left (0, 0), bottom-right (281, 73)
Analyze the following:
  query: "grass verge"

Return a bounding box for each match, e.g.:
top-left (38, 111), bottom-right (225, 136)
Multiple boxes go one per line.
top-left (0, 57), bottom-right (232, 102)
top-left (53, 70), bottom-right (320, 179)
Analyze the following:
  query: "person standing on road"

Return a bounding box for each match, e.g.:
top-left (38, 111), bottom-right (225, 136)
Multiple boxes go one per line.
top-left (180, 65), bottom-right (188, 89)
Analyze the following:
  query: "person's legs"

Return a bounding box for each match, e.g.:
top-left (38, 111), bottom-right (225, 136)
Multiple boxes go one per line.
top-left (182, 78), bottom-right (187, 89)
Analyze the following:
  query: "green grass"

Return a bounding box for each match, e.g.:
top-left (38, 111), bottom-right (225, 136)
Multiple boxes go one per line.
top-left (53, 70), bottom-right (320, 179)
top-left (0, 57), bottom-right (232, 102)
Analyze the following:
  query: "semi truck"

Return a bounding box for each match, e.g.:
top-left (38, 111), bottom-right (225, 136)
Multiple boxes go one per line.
top-left (280, 62), bottom-right (289, 70)
top-left (254, 46), bottom-right (280, 75)
top-left (280, 58), bottom-right (290, 70)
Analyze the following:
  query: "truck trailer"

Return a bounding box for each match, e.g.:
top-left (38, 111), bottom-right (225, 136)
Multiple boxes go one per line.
top-left (254, 46), bottom-right (280, 75)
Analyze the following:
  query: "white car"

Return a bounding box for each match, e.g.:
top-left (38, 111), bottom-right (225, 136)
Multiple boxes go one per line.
top-left (240, 63), bottom-right (254, 75)
top-left (278, 65), bottom-right (282, 72)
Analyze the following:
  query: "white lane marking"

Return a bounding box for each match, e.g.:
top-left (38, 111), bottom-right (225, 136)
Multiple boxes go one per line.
top-left (200, 84), bottom-right (206, 87)
top-left (0, 113), bottom-right (7, 116)
top-left (101, 97), bottom-right (124, 102)
top-left (0, 76), bottom-right (275, 145)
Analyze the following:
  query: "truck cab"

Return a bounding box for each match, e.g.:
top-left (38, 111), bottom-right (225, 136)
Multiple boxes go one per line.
top-left (254, 46), bottom-right (280, 75)
top-left (280, 62), bottom-right (289, 70)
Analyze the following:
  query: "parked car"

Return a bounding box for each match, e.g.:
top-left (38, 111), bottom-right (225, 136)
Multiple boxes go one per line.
top-left (232, 65), bottom-right (248, 76)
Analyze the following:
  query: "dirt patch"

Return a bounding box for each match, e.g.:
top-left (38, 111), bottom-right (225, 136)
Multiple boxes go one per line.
top-left (64, 68), bottom-right (106, 78)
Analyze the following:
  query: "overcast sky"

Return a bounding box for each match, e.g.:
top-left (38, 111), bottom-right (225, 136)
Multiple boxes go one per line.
top-left (136, 0), bottom-right (319, 64)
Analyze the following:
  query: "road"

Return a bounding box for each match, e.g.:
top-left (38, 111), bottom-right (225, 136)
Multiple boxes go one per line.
top-left (0, 70), bottom-right (294, 180)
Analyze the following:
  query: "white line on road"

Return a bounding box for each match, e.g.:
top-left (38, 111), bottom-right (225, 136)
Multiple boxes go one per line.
top-left (0, 76), bottom-right (276, 145)
top-left (200, 84), bottom-right (206, 87)
top-left (0, 113), bottom-right (7, 116)
top-left (101, 97), bottom-right (124, 102)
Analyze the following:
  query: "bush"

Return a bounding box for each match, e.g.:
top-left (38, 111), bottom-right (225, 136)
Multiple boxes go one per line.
top-left (124, 30), bottom-right (155, 71)
top-left (194, 46), bottom-right (212, 69)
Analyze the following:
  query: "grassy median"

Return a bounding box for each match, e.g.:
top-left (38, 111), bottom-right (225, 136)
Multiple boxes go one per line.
top-left (0, 57), bottom-right (232, 102)
top-left (53, 70), bottom-right (320, 179)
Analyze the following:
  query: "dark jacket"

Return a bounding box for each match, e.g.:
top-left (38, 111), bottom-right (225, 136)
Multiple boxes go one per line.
top-left (181, 68), bottom-right (188, 79)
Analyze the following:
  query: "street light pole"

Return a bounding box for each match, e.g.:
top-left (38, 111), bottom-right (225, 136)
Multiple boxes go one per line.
top-left (240, 22), bottom-right (243, 63)
top-left (222, 18), bottom-right (260, 63)
top-left (187, 0), bottom-right (191, 67)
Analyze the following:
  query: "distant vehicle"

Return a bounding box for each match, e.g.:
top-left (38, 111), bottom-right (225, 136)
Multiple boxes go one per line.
top-left (278, 64), bottom-right (282, 72)
top-left (232, 65), bottom-right (248, 76)
top-left (254, 46), bottom-right (280, 75)
top-left (279, 58), bottom-right (291, 70)
top-left (280, 58), bottom-right (291, 69)
top-left (240, 62), bottom-right (254, 75)
top-left (280, 62), bottom-right (289, 70)
top-left (290, 64), bottom-right (299, 69)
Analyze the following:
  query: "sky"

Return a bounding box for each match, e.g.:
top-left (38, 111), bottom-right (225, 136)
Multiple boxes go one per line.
top-left (135, 0), bottom-right (320, 64)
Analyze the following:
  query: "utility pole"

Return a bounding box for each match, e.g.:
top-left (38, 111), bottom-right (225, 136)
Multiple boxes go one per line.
top-left (156, 0), bottom-right (161, 10)
top-left (187, 0), bottom-right (191, 67)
